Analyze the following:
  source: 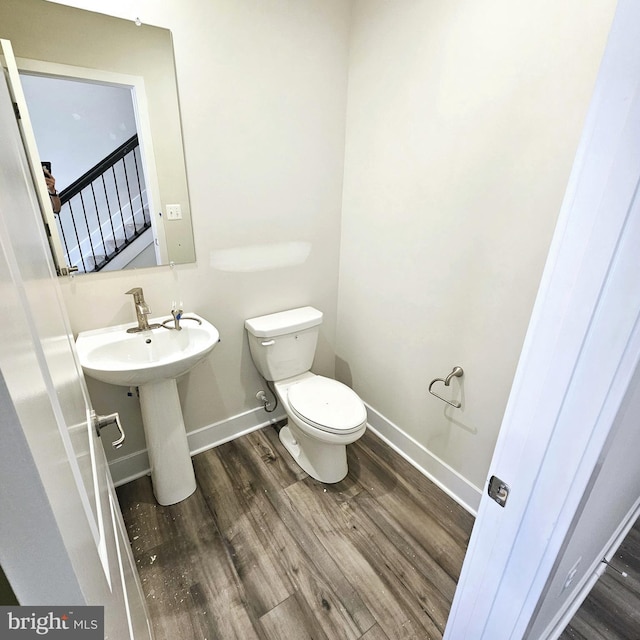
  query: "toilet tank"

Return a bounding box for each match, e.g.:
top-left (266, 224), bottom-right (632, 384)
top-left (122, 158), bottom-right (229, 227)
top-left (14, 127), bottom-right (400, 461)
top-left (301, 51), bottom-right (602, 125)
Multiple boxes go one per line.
top-left (245, 307), bottom-right (323, 381)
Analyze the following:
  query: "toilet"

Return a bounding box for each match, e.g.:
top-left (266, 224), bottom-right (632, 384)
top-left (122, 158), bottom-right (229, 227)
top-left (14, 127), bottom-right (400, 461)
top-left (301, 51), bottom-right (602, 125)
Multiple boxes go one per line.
top-left (245, 306), bottom-right (367, 483)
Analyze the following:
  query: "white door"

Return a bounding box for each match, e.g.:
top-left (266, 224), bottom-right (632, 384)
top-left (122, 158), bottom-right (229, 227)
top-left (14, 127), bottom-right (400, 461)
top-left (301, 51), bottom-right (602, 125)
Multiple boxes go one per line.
top-left (444, 1), bottom-right (640, 638)
top-left (0, 42), bottom-right (153, 640)
top-left (0, 38), bottom-right (71, 275)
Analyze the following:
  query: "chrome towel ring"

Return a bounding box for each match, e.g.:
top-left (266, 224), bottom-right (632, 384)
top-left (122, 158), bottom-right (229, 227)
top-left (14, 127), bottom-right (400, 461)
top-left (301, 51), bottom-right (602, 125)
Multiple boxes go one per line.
top-left (428, 366), bottom-right (464, 408)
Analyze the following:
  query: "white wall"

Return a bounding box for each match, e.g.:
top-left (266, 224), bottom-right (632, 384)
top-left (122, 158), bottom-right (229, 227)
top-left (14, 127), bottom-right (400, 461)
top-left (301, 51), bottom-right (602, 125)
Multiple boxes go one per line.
top-left (50, 0), bottom-right (352, 465)
top-left (45, 1), bottom-right (615, 503)
top-left (337, 0), bottom-right (616, 492)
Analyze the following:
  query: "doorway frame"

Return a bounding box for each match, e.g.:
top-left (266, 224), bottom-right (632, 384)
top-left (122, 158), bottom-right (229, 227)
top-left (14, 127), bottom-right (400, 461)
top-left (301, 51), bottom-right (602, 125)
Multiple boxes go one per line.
top-left (444, 1), bottom-right (640, 637)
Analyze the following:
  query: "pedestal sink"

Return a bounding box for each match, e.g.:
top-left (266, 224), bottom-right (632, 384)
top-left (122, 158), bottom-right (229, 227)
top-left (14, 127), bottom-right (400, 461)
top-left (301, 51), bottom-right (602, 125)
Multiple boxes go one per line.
top-left (76, 314), bottom-right (220, 505)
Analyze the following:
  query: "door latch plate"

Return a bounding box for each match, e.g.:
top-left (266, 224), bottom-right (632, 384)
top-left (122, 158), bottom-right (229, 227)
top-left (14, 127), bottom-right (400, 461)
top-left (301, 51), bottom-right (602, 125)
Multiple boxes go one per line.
top-left (488, 475), bottom-right (510, 507)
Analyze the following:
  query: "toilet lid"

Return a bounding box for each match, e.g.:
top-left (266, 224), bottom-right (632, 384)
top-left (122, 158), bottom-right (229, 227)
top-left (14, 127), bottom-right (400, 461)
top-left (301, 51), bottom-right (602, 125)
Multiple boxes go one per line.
top-left (287, 377), bottom-right (367, 434)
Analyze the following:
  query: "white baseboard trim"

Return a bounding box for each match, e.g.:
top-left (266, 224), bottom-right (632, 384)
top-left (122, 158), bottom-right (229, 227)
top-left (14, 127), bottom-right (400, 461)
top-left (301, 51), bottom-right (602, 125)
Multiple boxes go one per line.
top-left (108, 448), bottom-right (151, 487)
top-left (364, 403), bottom-right (482, 516)
top-left (109, 407), bottom-right (286, 487)
top-left (188, 407), bottom-right (286, 456)
top-left (109, 401), bottom-right (482, 517)
top-left (541, 496), bottom-right (640, 640)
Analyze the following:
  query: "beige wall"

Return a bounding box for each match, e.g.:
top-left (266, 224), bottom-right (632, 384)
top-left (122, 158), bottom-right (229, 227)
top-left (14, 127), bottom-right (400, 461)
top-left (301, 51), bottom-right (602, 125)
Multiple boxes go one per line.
top-left (40, 1), bottom-right (614, 494)
top-left (49, 0), bottom-right (352, 462)
top-left (337, 0), bottom-right (616, 489)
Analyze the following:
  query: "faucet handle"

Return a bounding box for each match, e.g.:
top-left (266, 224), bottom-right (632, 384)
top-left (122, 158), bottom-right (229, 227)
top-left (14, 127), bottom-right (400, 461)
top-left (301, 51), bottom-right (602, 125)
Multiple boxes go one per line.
top-left (126, 287), bottom-right (144, 302)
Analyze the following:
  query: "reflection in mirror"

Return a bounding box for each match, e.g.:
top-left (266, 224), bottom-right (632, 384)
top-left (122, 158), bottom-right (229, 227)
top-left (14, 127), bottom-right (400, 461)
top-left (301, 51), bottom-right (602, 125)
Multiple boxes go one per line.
top-left (0, 0), bottom-right (195, 274)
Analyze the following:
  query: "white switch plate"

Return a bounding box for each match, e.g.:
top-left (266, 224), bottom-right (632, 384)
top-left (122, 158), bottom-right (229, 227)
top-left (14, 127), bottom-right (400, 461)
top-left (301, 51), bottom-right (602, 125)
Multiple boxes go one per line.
top-left (165, 204), bottom-right (182, 220)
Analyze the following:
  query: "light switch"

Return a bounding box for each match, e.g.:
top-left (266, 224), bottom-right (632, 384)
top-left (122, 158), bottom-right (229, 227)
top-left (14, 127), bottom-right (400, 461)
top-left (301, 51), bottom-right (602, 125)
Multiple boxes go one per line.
top-left (165, 204), bottom-right (182, 220)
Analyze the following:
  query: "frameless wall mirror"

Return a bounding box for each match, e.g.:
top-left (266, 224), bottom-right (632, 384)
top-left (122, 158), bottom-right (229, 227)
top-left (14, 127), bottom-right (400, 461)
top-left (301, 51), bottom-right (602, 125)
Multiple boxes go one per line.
top-left (0, 0), bottom-right (195, 275)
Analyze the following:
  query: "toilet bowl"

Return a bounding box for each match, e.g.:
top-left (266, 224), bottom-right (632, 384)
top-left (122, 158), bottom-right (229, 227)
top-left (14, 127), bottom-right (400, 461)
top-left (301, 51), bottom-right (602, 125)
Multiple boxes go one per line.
top-left (245, 307), bottom-right (367, 483)
top-left (274, 372), bottom-right (367, 482)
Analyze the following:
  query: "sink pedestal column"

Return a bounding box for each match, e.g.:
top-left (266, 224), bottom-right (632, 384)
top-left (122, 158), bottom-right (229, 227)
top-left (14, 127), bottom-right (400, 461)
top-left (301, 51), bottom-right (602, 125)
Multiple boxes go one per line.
top-left (138, 378), bottom-right (196, 505)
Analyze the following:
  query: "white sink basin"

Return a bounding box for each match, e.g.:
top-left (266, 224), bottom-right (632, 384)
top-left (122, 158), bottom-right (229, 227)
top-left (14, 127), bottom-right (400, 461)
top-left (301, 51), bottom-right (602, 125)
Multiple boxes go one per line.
top-left (76, 313), bottom-right (220, 506)
top-left (76, 313), bottom-right (220, 386)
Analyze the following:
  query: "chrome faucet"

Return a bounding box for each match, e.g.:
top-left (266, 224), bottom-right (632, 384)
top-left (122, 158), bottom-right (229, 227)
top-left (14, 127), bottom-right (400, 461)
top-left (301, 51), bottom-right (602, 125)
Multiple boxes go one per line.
top-left (125, 287), bottom-right (162, 333)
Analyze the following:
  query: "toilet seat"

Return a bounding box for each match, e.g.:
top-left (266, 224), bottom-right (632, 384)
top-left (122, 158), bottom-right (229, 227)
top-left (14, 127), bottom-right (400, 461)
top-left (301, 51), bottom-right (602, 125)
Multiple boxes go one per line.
top-left (287, 376), bottom-right (367, 435)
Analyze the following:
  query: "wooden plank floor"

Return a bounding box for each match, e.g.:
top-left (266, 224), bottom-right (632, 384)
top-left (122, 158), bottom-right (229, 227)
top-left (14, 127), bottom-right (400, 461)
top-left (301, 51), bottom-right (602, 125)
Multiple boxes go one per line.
top-left (116, 426), bottom-right (475, 640)
top-left (560, 517), bottom-right (640, 640)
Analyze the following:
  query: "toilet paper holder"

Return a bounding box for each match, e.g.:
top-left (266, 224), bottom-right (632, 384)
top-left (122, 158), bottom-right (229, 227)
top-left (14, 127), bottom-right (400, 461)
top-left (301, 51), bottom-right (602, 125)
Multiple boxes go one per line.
top-left (428, 366), bottom-right (464, 408)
